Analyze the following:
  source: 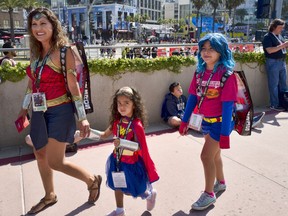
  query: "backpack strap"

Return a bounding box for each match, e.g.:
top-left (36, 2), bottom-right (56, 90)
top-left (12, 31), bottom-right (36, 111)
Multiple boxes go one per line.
top-left (60, 45), bottom-right (87, 121)
top-left (0, 56), bottom-right (8, 65)
top-left (220, 70), bottom-right (234, 88)
top-left (60, 46), bottom-right (70, 95)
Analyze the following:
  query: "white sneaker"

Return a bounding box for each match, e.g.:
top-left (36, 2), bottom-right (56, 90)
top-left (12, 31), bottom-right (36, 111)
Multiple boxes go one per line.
top-left (213, 181), bottom-right (227, 194)
top-left (106, 210), bottom-right (126, 216)
top-left (192, 192), bottom-right (216, 211)
top-left (146, 189), bottom-right (157, 211)
top-left (252, 112), bottom-right (265, 128)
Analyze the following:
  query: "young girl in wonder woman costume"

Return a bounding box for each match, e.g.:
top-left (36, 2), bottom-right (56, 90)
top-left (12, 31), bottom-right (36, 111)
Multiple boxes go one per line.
top-left (99, 86), bottom-right (159, 216)
top-left (179, 33), bottom-right (237, 211)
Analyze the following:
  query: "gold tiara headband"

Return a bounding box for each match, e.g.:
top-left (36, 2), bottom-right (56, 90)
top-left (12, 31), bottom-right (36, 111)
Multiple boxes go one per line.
top-left (118, 86), bottom-right (134, 95)
top-left (33, 12), bottom-right (47, 20)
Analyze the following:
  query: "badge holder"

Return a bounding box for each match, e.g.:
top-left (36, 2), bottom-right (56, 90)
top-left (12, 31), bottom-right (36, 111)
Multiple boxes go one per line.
top-left (112, 171), bottom-right (127, 188)
top-left (32, 92), bottom-right (47, 112)
top-left (188, 113), bottom-right (204, 131)
top-left (111, 119), bottom-right (134, 188)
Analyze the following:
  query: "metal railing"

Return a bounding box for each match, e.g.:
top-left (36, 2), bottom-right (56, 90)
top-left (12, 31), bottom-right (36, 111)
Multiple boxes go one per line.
top-left (0, 42), bottom-right (263, 61)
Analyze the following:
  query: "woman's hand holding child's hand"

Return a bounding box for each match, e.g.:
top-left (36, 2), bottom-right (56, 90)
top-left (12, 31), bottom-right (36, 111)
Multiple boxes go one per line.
top-left (79, 119), bottom-right (90, 138)
top-left (113, 138), bottom-right (120, 148)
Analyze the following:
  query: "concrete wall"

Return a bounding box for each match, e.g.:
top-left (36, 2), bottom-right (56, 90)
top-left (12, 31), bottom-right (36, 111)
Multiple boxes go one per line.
top-left (0, 63), bottom-right (269, 148)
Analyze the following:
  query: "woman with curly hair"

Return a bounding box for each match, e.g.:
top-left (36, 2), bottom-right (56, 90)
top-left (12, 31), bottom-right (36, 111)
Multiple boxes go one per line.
top-left (17, 7), bottom-right (101, 214)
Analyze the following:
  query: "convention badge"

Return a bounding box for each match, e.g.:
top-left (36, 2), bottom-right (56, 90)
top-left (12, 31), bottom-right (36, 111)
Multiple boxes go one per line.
top-left (188, 113), bottom-right (204, 131)
top-left (177, 102), bottom-right (185, 110)
top-left (112, 171), bottom-right (127, 188)
top-left (32, 92), bottom-right (47, 112)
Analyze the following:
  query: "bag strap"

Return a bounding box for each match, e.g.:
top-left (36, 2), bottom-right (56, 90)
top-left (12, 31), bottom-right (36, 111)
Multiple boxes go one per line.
top-left (0, 56), bottom-right (8, 65)
top-left (60, 46), bottom-right (70, 96)
top-left (220, 70), bottom-right (234, 88)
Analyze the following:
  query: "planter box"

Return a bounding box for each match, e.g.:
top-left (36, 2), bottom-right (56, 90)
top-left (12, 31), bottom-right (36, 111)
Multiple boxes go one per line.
top-left (0, 63), bottom-right (269, 148)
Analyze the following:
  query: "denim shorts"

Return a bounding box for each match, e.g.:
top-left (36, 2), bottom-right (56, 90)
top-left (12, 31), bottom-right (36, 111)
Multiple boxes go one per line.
top-left (201, 120), bottom-right (234, 141)
top-left (30, 103), bottom-right (76, 150)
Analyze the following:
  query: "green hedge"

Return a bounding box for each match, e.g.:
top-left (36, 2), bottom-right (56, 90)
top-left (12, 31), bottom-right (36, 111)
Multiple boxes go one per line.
top-left (0, 52), bottom-right (268, 83)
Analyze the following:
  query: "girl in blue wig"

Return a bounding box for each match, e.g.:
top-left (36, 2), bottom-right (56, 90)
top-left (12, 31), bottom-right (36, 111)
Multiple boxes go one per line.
top-left (179, 33), bottom-right (237, 210)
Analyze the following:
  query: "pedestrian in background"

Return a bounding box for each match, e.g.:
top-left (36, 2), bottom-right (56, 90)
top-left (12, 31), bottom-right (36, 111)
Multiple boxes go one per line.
top-left (0, 42), bottom-right (17, 66)
top-left (262, 18), bottom-right (288, 111)
top-left (179, 33), bottom-right (237, 210)
top-left (17, 8), bottom-right (101, 214)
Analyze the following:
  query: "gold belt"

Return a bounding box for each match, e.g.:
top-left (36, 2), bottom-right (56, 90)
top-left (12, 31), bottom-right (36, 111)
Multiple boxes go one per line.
top-left (47, 94), bottom-right (70, 107)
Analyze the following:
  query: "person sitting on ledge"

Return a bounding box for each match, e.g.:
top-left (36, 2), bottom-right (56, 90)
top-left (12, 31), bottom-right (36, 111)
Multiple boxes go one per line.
top-left (161, 82), bottom-right (187, 127)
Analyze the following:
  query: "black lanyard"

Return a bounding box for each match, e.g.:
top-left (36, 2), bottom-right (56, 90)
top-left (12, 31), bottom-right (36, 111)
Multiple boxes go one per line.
top-left (115, 118), bottom-right (133, 171)
top-left (196, 70), bottom-right (215, 109)
top-left (34, 50), bottom-right (51, 90)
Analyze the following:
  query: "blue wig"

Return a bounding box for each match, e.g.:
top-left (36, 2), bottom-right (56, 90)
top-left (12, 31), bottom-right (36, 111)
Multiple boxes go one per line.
top-left (196, 33), bottom-right (235, 73)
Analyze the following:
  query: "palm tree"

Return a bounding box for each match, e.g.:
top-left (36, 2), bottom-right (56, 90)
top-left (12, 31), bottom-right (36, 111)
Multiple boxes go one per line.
top-left (126, 15), bottom-right (134, 23)
top-left (225, 0), bottom-right (245, 17)
top-left (22, 0), bottom-right (46, 14)
top-left (0, 0), bottom-right (45, 42)
top-left (225, 0), bottom-right (245, 37)
top-left (134, 14), bottom-right (150, 24)
top-left (0, 0), bottom-right (22, 42)
top-left (192, 0), bottom-right (206, 39)
top-left (235, 8), bottom-right (248, 24)
top-left (208, 0), bottom-right (222, 33)
top-left (192, 0), bottom-right (206, 27)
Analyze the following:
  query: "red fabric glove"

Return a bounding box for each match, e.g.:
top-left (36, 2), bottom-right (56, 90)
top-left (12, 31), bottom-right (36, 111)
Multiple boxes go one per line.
top-left (219, 135), bottom-right (230, 149)
top-left (179, 122), bottom-right (189, 135)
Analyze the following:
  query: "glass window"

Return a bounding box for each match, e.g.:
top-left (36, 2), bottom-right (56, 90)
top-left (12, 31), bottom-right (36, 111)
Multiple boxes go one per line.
top-left (3, 20), bottom-right (9, 28)
top-left (96, 12), bottom-right (103, 28)
top-left (106, 11), bottom-right (112, 29)
top-left (14, 20), bottom-right (20, 28)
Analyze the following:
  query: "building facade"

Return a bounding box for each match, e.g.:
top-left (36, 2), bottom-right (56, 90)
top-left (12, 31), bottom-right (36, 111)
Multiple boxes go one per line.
top-left (0, 8), bottom-right (26, 41)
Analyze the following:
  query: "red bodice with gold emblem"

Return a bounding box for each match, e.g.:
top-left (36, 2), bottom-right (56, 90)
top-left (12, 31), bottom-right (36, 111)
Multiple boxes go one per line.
top-left (26, 57), bottom-right (70, 107)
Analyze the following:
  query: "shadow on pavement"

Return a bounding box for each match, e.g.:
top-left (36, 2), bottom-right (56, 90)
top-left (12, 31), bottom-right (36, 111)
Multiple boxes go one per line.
top-left (63, 202), bottom-right (95, 216)
top-left (172, 204), bottom-right (215, 216)
top-left (141, 210), bottom-right (152, 216)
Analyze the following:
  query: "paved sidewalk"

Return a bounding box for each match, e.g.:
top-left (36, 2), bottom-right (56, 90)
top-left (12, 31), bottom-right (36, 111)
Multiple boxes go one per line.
top-left (0, 109), bottom-right (287, 216)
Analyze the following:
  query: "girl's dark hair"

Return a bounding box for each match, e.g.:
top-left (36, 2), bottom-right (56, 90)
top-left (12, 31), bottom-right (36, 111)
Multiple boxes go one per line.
top-left (268, 19), bottom-right (285, 32)
top-left (109, 86), bottom-right (148, 128)
top-left (27, 7), bottom-right (68, 60)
